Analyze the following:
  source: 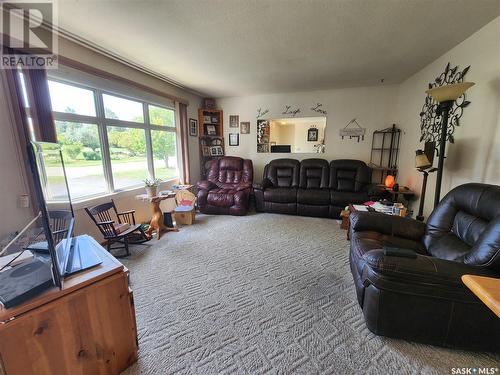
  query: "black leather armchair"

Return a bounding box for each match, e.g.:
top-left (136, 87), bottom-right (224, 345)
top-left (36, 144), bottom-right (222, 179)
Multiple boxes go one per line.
top-left (349, 183), bottom-right (500, 351)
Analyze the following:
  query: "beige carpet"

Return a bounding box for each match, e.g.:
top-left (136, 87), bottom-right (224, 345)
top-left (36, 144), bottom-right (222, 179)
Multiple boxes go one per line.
top-left (121, 213), bottom-right (499, 374)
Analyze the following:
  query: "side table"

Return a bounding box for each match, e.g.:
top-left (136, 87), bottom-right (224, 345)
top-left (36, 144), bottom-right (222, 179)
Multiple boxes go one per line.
top-left (136, 192), bottom-right (179, 240)
top-left (461, 275), bottom-right (500, 318)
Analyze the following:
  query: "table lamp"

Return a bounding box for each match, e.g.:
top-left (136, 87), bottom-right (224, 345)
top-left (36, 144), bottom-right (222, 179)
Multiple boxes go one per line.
top-left (384, 175), bottom-right (395, 189)
top-left (425, 82), bottom-right (474, 207)
top-left (415, 148), bottom-right (438, 221)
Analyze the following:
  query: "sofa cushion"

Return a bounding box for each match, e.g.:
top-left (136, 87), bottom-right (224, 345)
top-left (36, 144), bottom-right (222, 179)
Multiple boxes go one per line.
top-left (264, 188), bottom-right (297, 203)
top-left (426, 232), bottom-right (471, 262)
top-left (424, 183), bottom-right (500, 265)
top-left (329, 159), bottom-right (371, 192)
top-left (207, 188), bottom-right (236, 207)
top-left (299, 159), bottom-right (329, 189)
top-left (330, 191), bottom-right (368, 207)
top-left (266, 159), bottom-right (300, 188)
top-left (297, 189), bottom-right (330, 205)
top-left (207, 156), bottom-right (253, 186)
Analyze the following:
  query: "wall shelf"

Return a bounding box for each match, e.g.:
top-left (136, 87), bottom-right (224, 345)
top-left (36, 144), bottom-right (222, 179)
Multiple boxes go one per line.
top-left (198, 108), bottom-right (224, 179)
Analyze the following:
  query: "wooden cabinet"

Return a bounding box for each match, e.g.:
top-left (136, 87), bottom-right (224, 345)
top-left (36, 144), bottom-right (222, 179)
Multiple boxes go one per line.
top-left (0, 245), bottom-right (138, 375)
top-left (198, 108), bottom-right (224, 178)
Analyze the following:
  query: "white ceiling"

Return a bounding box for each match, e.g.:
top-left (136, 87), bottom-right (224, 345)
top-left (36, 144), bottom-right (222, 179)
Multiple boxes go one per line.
top-left (56, 0), bottom-right (500, 98)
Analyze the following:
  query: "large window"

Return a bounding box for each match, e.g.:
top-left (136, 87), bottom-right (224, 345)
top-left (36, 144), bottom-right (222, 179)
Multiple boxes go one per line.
top-left (47, 79), bottom-right (179, 200)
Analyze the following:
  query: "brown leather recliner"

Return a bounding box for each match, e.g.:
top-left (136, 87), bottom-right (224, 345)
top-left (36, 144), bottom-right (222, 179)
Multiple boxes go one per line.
top-left (197, 157), bottom-right (253, 216)
top-left (349, 183), bottom-right (500, 351)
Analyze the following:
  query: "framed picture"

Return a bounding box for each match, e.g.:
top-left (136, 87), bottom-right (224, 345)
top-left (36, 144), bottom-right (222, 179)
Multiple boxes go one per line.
top-left (308, 128), bottom-right (319, 142)
top-left (229, 133), bottom-right (239, 146)
top-left (240, 121), bottom-right (250, 134)
top-left (210, 145), bottom-right (224, 156)
top-left (189, 118), bottom-right (197, 136)
top-left (211, 137), bottom-right (222, 146)
top-left (257, 144), bottom-right (269, 153)
top-left (203, 98), bottom-right (216, 108)
top-left (206, 125), bottom-right (216, 135)
top-left (202, 146), bottom-right (210, 156)
top-left (229, 115), bottom-right (239, 128)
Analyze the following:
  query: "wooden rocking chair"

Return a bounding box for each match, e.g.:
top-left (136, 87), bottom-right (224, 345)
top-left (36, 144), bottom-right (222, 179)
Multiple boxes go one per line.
top-left (85, 200), bottom-right (149, 257)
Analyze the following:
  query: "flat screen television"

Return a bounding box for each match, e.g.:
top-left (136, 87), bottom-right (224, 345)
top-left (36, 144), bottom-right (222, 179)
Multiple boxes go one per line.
top-left (26, 141), bottom-right (76, 288)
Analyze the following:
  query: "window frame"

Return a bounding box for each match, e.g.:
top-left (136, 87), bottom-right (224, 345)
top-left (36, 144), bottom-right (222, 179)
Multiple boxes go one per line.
top-left (47, 76), bottom-right (179, 201)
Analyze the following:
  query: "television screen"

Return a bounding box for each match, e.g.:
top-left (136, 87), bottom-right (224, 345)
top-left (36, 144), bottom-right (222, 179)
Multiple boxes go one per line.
top-left (27, 142), bottom-right (75, 288)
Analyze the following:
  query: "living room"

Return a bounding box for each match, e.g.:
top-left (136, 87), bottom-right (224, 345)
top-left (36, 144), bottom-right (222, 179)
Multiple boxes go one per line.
top-left (0, 1), bottom-right (499, 374)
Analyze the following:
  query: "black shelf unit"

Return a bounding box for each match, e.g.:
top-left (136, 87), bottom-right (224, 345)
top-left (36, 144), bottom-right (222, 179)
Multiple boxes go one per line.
top-left (369, 124), bottom-right (401, 184)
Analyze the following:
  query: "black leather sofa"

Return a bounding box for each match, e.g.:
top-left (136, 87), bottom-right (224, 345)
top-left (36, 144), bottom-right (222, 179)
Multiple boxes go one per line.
top-left (349, 183), bottom-right (500, 351)
top-left (253, 158), bottom-right (377, 218)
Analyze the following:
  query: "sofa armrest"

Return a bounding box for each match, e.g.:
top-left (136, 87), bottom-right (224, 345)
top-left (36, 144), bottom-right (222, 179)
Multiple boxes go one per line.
top-left (253, 178), bottom-right (272, 191)
top-left (363, 249), bottom-right (497, 288)
top-left (197, 180), bottom-right (216, 190)
top-left (350, 211), bottom-right (425, 241)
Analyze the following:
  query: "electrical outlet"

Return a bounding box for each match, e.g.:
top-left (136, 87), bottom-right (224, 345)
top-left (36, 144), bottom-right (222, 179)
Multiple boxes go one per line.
top-left (19, 194), bottom-right (30, 208)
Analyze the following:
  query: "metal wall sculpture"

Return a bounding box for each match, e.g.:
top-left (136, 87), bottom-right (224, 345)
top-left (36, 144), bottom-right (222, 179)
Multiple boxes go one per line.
top-left (419, 63), bottom-right (471, 146)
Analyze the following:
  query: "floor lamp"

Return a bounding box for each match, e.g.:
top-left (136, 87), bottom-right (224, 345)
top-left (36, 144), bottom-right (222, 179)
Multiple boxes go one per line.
top-left (425, 82), bottom-right (475, 208)
top-left (415, 150), bottom-right (437, 221)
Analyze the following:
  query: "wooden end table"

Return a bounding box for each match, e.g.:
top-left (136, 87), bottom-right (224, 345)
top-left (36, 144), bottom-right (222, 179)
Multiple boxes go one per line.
top-left (136, 192), bottom-right (179, 240)
top-left (461, 275), bottom-right (500, 318)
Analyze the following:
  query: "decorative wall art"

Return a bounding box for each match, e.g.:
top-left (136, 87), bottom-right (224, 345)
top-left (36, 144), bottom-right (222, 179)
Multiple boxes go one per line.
top-left (307, 127), bottom-right (319, 142)
top-left (282, 105), bottom-right (301, 117)
top-left (229, 115), bottom-right (239, 128)
top-left (210, 146), bottom-right (224, 156)
top-left (310, 103), bottom-right (327, 115)
top-left (206, 125), bottom-right (216, 135)
top-left (339, 118), bottom-right (366, 142)
top-left (257, 144), bottom-right (269, 153)
top-left (419, 62), bottom-right (471, 147)
top-left (189, 118), bottom-right (198, 136)
top-left (257, 119), bottom-right (270, 153)
top-left (257, 108), bottom-right (269, 119)
top-left (229, 133), bottom-right (239, 146)
top-left (240, 122), bottom-right (250, 134)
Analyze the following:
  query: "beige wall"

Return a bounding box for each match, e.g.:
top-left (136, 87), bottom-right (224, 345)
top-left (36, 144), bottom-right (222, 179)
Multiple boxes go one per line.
top-left (396, 17), bottom-right (500, 217)
top-left (218, 85), bottom-right (399, 181)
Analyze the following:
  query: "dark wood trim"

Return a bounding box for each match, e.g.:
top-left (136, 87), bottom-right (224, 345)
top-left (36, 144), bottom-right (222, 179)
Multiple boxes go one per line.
top-left (58, 56), bottom-right (189, 105)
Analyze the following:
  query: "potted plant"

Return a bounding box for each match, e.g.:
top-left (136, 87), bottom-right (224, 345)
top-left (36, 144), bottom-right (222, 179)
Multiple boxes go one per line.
top-left (143, 178), bottom-right (161, 198)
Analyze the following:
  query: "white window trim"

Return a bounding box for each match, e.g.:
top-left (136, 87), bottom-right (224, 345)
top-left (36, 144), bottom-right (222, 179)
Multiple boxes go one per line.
top-left (48, 76), bottom-right (181, 202)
